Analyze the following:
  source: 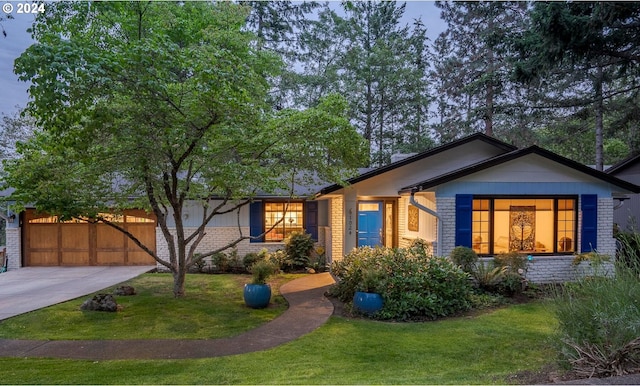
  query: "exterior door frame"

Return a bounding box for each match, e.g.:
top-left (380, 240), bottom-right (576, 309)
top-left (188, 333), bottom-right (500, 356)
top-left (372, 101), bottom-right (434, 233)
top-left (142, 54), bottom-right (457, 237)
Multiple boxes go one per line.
top-left (356, 198), bottom-right (397, 248)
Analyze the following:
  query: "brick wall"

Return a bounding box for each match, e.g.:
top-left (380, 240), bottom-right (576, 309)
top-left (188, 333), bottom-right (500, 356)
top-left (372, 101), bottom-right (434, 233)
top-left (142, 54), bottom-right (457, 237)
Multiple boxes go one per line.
top-left (329, 197), bottom-right (344, 262)
top-left (155, 226), bottom-right (284, 270)
top-left (5, 227), bottom-right (21, 270)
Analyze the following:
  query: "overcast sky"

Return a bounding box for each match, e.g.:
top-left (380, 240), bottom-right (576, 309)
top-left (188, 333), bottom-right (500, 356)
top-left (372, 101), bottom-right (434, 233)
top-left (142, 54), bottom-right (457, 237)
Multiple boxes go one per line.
top-left (0, 1), bottom-right (447, 117)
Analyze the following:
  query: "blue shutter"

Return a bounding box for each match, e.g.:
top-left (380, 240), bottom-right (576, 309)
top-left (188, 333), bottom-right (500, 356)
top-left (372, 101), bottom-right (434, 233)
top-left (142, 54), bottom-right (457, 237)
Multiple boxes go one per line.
top-left (455, 194), bottom-right (473, 248)
top-left (249, 201), bottom-right (264, 243)
top-left (305, 201), bottom-right (318, 241)
top-left (581, 194), bottom-right (598, 252)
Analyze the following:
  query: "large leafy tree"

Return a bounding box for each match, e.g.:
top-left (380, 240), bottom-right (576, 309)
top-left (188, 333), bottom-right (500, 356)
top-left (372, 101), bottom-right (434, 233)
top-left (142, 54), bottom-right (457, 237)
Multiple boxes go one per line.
top-left (5, 1), bottom-right (367, 297)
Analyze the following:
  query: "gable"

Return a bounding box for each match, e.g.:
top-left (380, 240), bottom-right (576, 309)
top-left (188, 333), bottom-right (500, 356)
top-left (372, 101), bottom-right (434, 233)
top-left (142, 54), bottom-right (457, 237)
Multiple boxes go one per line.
top-left (403, 147), bottom-right (640, 196)
top-left (318, 134), bottom-right (515, 197)
top-left (607, 154), bottom-right (640, 184)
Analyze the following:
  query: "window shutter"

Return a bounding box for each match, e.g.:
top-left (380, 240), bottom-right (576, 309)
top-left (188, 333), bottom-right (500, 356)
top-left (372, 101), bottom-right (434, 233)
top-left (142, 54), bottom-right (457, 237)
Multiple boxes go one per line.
top-left (305, 201), bottom-right (318, 241)
top-left (249, 201), bottom-right (264, 243)
top-left (455, 194), bottom-right (473, 248)
top-left (581, 194), bottom-right (598, 252)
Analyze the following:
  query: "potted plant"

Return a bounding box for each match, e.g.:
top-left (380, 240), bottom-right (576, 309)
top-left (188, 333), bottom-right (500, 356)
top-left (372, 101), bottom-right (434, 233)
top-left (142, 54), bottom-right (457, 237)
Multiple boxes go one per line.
top-left (243, 260), bottom-right (276, 309)
top-left (353, 267), bottom-right (385, 314)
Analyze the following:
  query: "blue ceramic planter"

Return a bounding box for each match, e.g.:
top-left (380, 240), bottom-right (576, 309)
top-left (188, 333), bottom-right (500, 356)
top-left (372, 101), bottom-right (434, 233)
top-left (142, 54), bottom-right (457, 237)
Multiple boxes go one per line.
top-left (353, 291), bottom-right (383, 314)
top-left (244, 284), bottom-right (271, 309)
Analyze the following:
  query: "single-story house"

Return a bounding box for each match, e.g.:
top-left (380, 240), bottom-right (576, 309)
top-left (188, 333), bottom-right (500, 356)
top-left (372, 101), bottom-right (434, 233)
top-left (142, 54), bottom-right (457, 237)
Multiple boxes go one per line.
top-left (5, 133), bottom-right (640, 283)
top-left (606, 153), bottom-right (640, 232)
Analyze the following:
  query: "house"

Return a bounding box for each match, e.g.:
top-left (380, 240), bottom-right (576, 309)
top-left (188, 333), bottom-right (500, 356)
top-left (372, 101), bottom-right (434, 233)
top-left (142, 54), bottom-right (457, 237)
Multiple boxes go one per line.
top-left (312, 133), bottom-right (640, 283)
top-left (5, 133), bottom-right (640, 284)
top-left (606, 153), bottom-right (640, 232)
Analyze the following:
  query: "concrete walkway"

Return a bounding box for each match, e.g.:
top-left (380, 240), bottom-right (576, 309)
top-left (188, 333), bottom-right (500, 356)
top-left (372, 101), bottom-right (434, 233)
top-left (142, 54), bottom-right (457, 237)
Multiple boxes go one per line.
top-left (0, 270), bottom-right (335, 360)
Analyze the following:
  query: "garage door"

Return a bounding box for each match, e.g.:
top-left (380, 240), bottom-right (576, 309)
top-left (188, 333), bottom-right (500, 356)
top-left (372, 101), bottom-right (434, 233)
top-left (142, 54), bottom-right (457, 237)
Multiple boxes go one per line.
top-left (23, 209), bottom-right (156, 266)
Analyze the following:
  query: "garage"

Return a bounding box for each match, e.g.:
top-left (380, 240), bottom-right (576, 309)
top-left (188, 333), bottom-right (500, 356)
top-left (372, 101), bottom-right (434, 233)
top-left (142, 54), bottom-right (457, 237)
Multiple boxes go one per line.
top-left (23, 209), bottom-right (157, 266)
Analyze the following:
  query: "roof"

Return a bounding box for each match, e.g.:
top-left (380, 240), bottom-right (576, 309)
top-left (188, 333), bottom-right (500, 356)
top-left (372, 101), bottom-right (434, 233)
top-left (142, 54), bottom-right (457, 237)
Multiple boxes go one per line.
top-left (400, 146), bottom-right (640, 194)
top-left (317, 133), bottom-right (517, 196)
top-left (605, 153), bottom-right (640, 175)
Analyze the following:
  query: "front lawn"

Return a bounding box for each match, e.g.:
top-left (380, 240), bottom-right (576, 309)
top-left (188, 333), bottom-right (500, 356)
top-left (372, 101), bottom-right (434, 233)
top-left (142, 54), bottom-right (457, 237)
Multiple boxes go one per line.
top-left (0, 273), bottom-right (298, 340)
top-left (0, 272), bottom-right (558, 385)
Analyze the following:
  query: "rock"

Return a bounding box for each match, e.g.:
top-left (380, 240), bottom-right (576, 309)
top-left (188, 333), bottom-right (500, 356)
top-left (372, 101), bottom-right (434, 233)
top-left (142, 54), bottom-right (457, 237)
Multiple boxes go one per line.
top-left (80, 293), bottom-right (118, 312)
top-left (114, 285), bottom-right (136, 296)
top-left (306, 268), bottom-right (316, 274)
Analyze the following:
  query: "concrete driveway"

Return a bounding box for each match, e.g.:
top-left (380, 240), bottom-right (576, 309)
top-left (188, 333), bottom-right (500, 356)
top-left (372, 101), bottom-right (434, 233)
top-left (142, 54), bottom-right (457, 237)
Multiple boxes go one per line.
top-left (0, 266), bottom-right (155, 320)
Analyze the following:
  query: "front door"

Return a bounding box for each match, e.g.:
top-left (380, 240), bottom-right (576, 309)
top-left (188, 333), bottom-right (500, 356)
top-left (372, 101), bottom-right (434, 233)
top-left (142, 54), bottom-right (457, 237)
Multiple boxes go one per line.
top-left (358, 201), bottom-right (383, 247)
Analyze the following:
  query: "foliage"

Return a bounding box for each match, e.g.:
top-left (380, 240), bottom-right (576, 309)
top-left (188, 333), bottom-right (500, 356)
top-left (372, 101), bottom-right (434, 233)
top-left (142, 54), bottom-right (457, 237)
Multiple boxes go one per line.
top-left (449, 246), bottom-right (478, 273)
top-left (242, 249), bottom-right (269, 271)
top-left (307, 246), bottom-right (329, 273)
top-left (615, 230), bottom-right (640, 274)
top-left (471, 252), bottom-right (528, 296)
top-left (551, 264), bottom-right (640, 377)
top-left (249, 260), bottom-right (277, 285)
top-left (6, 1), bottom-right (367, 297)
top-left (331, 246), bottom-right (473, 320)
top-left (357, 267), bottom-right (386, 293)
top-left (284, 231), bottom-right (314, 270)
top-left (473, 262), bottom-right (508, 293)
top-left (267, 250), bottom-right (289, 272)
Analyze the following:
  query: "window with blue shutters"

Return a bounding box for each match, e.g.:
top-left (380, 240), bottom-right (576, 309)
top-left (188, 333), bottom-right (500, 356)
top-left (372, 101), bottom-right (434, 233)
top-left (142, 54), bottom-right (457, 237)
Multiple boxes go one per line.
top-left (460, 195), bottom-right (578, 255)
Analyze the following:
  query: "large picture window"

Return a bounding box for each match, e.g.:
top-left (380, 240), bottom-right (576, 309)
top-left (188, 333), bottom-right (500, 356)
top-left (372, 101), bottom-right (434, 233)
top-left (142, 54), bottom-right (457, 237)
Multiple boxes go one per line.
top-left (264, 202), bottom-right (304, 242)
top-left (471, 197), bottom-right (577, 255)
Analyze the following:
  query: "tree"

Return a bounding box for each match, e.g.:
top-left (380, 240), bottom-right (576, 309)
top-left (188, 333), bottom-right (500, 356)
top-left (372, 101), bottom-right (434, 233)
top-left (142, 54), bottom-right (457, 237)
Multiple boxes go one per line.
top-left (241, 0), bottom-right (320, 109)
top-left (515, 2), bottom-right (640, 170)
top-left (296, 1), bottom-right (432, 165)
top-left (5, 1), bottom-right (367, 297)
top-left (0, 108), bottom-right (35, 163)
top-left (433, 1), bottom-right (529, 139)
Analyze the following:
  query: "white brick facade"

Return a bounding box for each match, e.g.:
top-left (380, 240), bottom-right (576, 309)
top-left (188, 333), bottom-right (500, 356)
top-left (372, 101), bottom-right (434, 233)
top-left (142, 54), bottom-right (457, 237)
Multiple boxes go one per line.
top-left (155, 226), bottom-right (285, 270)
top-left (5, 227), bottom-right (21, 270)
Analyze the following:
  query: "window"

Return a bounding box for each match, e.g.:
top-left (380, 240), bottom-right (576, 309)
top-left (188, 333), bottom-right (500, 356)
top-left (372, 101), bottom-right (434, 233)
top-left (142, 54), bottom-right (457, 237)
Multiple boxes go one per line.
top-left (264, 202), bottom-right (304, 242)
top-left (471, 197), bottom-right (577, 255)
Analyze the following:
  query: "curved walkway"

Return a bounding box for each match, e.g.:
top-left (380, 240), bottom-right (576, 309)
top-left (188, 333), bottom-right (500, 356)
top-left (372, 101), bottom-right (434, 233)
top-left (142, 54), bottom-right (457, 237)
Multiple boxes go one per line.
top-left (0, 273), bottom-right (335, 360)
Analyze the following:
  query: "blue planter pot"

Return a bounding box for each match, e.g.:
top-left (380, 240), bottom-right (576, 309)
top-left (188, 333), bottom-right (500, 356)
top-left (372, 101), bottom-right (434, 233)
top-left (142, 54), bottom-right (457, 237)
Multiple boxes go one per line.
top-left (353, 291), bottom-right (383, 314)
top-left (244, 284), bottom-right (271, 309)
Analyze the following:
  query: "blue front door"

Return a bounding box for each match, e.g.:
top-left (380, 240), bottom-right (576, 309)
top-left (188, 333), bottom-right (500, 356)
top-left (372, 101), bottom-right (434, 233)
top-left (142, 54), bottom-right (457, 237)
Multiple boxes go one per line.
top-left (358, 201), bottom-right (383, 247)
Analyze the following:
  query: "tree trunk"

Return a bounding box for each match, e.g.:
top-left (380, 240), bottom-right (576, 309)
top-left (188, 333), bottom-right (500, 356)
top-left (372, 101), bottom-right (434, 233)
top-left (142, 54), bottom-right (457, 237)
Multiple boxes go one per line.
top-left (594, 65), bottom-right (604, 171)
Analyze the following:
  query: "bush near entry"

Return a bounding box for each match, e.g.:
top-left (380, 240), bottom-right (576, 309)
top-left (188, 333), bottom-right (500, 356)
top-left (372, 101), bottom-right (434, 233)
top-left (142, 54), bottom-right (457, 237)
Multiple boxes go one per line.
top-left (330, 242), bottom-right (473, 321)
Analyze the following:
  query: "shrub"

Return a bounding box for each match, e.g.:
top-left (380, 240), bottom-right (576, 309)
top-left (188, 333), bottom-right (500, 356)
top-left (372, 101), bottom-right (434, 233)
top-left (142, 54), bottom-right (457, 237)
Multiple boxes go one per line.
top-left (268, 250), bottom-right (289, 272)
top-left (249, 260), bottom-right (277, 285)
top-left (211, 251), bottom-right (230, 273)
top-left (330, 246), bottom-right (473, 320)
top-left (552, 265), bottom-right (640, 377)
top-left (243, 249), bottom-right (269, 271)
top-left (450, 246), bottom-right (478, 273)
top-left (284, 231), bottom-right (315, 270)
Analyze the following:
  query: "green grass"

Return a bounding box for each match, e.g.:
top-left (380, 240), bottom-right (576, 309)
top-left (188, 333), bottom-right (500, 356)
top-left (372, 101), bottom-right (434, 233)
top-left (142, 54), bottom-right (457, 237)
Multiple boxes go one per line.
top-left (0, 299), bottom-right (558, 384)
top-left (0, 273), bottom-right (298, 340)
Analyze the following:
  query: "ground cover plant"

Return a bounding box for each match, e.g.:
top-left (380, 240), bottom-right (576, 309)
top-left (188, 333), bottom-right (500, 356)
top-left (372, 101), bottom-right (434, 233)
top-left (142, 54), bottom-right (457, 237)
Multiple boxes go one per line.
top-left (0, 273), bottom-right (298, 340)
top-left (0, 301), bottom-right (556, 384)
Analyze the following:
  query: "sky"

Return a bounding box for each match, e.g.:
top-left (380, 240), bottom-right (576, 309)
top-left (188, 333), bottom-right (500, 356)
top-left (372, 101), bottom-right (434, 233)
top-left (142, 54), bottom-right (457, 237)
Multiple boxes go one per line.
top-left (0, 1), bottom-right (447, 117)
